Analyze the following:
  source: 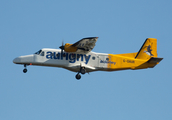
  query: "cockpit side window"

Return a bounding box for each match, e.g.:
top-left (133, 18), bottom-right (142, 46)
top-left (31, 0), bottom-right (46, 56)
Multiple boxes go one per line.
top-left (35, 50), bottom-right (42, 55)
top-left (40, 51), bottom-right (44, 56)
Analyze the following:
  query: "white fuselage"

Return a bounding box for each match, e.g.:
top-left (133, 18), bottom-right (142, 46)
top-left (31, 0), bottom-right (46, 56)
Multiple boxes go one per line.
top-left (13, 48), bottom-right (110, 73)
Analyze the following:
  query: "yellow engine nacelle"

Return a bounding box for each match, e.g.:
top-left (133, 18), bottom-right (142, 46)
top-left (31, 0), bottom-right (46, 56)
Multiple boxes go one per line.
top-left (64, 43), bottom-right (77, 52)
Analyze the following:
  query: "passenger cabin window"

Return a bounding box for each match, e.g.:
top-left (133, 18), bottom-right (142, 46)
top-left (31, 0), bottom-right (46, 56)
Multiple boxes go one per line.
top-left (92, 56), bottom-right (96, 60)
top-left (35, 50), bottom-right (42, 55)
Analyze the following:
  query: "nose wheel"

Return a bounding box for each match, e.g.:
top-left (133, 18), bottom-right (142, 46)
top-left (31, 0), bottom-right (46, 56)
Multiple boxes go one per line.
top-left (23, 64), bottom-right (28, 73)
top-left (23, 68), bottom-right (27, 73)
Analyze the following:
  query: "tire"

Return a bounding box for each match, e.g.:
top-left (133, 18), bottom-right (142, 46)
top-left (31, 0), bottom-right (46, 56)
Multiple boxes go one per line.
top-left (75, 74), bottom-right (81, 80)
top-left (80, 68), bottom-right (86, 75)
top-left (23, 69), bottom-right (27, 73)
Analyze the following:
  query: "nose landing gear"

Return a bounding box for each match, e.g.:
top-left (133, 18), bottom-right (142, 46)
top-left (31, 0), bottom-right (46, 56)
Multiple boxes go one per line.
top-left (23, 64), bottom-right (27, 73)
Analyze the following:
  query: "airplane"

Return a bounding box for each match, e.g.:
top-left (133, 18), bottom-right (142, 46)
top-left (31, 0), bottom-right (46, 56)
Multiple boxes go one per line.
top-left (13, 37), bottom-right (163, 80)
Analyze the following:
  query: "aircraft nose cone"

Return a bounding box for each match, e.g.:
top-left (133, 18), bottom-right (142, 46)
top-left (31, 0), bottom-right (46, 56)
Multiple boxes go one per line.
top-left (13, 57), bottom-right (21, 64)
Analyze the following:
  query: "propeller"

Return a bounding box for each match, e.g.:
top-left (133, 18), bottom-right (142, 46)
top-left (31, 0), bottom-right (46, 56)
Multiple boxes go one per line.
top-left (59, 40), bottom-right (65, 55)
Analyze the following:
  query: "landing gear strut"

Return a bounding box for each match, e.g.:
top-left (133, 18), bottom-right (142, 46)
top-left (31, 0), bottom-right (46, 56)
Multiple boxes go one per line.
top-left (23, 64), bottom-right (27, 73)
top-left (75, 67), bottom-right (86, 80)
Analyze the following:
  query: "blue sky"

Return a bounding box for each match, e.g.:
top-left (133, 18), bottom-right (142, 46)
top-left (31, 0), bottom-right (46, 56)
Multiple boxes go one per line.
top-left (1, 0), bottom-right (172, 120)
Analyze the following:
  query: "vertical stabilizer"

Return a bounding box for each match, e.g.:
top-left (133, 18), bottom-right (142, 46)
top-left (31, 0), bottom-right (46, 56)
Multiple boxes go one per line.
top-left (135, 38), bottom-right (157, 59)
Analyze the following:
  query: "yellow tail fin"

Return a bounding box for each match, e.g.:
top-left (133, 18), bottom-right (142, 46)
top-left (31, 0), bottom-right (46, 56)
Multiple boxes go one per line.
top-left (135, 38), bottom-right (158, 59)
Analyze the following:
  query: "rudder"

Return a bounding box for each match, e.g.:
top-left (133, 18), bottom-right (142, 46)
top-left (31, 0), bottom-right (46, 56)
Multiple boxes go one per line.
top-left (135, 38), bottom-right (158, 59)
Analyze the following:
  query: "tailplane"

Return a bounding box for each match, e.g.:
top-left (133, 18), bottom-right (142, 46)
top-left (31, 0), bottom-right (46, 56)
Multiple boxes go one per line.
top-left (135, 38), bottom-right (158, 59)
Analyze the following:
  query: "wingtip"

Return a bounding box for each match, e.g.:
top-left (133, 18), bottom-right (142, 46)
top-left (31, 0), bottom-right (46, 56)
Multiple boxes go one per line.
top-left (82, 37), bottom-right (99, 39)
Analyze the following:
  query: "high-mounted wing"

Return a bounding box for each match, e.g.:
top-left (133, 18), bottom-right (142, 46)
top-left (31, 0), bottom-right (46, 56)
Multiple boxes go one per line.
top-left (60, 37), bottom-right (98, 54)
top-left (72, 37), bottom-right (98, 54)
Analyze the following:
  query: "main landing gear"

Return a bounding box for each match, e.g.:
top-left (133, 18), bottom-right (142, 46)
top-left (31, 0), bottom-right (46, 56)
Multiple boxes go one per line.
top-left (75, 73), bottom-right (81, 80)
top-left (23, 64), bottom-right (27, 73)
top-left (75, 67), bottom-right (86, 80)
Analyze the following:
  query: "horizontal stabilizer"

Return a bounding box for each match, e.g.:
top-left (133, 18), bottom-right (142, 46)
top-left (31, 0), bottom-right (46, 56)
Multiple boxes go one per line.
top-left (147, 57), bottom-right (163, 63)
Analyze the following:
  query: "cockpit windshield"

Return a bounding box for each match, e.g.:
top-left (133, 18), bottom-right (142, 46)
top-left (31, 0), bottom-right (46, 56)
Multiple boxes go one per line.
top-left (34, 50), bottom-right (42, 55)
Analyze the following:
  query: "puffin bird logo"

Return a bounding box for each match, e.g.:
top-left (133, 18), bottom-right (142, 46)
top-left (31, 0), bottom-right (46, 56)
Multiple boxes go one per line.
top-left (144, 45), bottom-right (154, 56)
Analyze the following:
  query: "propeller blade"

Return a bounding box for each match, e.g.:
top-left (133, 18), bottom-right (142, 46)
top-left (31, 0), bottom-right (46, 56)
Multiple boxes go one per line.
top-left (59, 40), bottom-right (64, 50)
top-left (59, 40), bottom-right (64, 56)
top-left (61, 49), bottom-right (63, 57)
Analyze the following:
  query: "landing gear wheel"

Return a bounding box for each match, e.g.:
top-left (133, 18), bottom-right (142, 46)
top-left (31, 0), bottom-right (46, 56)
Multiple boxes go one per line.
top-left (23, 64), bottom-right (28, 73)
top-left (23, 68), bottom-right (27, 73)
top-left (75, 73), bottom-right (81, 80)
top-left (80, 68), bottom-right (86, 75)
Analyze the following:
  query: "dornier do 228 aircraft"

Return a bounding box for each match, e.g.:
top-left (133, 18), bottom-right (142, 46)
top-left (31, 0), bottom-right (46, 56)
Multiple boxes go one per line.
top-left (13, 37), bottom-right (163, 80)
